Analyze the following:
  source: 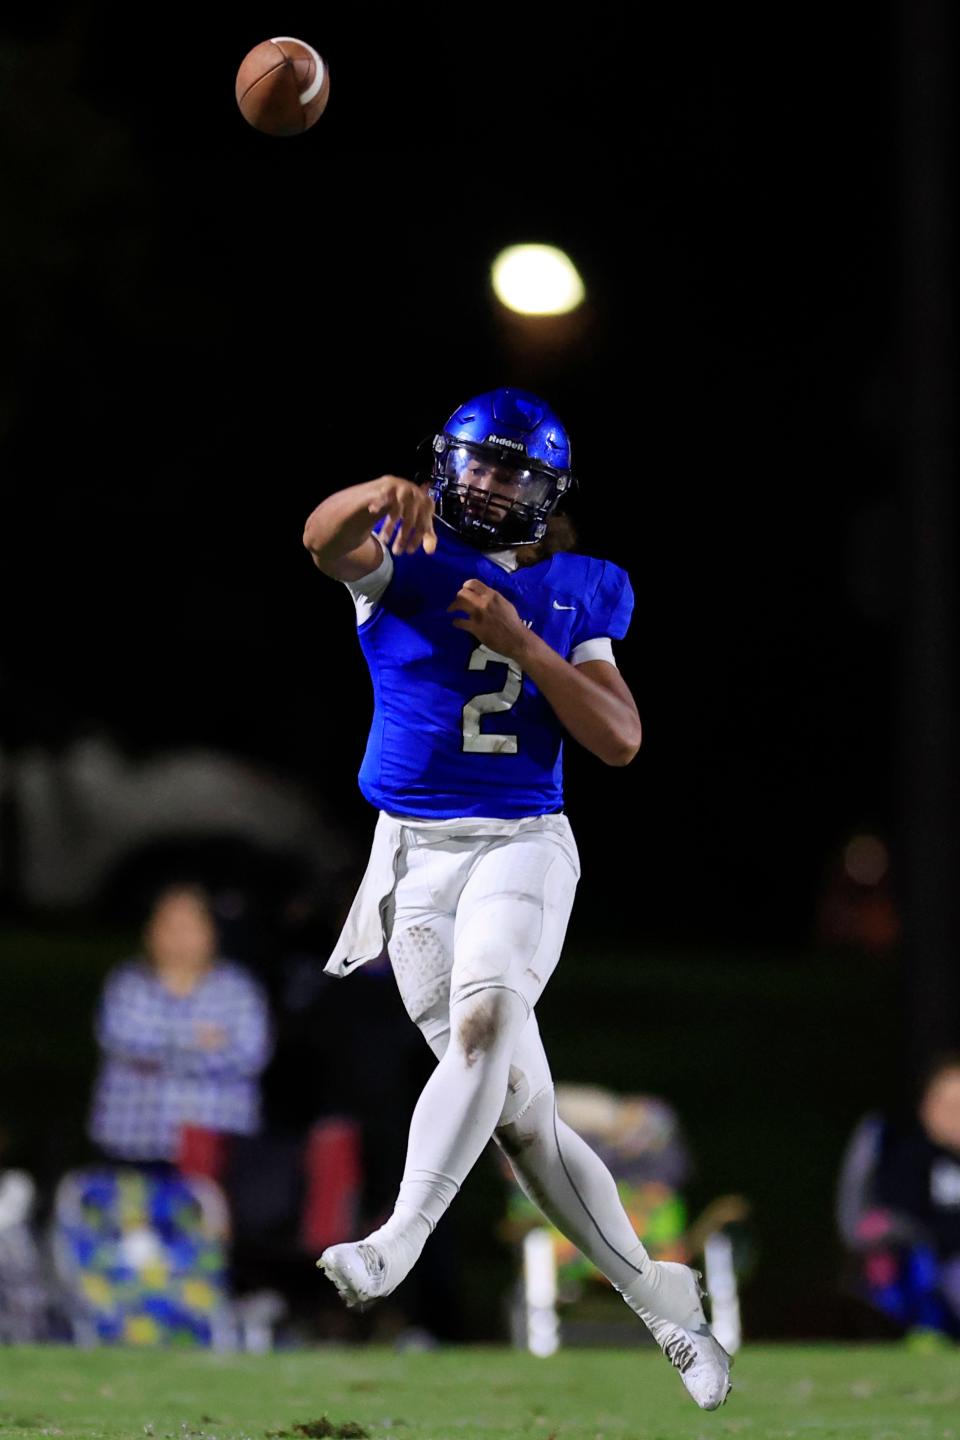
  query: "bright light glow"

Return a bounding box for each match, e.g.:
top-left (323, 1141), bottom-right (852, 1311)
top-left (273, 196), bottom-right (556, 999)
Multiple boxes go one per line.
top-left (844, 834), bottom-right (889, 886)
top-left (492, 245), bottom-right (586, 316)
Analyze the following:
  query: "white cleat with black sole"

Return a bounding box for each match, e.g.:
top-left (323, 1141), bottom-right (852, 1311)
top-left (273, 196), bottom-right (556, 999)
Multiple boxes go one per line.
top-left (637, 1263), bottom-right (733, 1411)
top-left (317, 1241), bottom-right (389, 1312)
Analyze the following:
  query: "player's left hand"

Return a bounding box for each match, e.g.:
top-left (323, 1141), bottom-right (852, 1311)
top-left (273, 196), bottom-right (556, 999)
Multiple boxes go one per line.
top-left (448, 579), bottom-right (531, 662)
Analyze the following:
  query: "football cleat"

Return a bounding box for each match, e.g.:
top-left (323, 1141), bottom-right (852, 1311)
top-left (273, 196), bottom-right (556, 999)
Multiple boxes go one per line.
top-left (317, 1241), bottom-right (389, 1312)
top-left (637, 1264), bottom-right (733, 1411)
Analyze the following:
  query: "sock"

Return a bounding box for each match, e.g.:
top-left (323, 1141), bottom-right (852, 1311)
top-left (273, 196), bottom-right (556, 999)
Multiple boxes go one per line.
top-left (363, 1170), bottom-right (459, 1289)
top-left (365, 987), bottom-right (529, 1290)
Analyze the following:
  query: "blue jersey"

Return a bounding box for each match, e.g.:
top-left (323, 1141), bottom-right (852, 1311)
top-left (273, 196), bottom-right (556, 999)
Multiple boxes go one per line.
top-left (353, 527), bottom-right (633, 819)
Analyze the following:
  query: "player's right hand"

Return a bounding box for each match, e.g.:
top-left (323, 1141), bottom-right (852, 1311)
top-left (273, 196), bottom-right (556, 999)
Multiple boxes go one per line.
top-left (367, 475), bottom-right (437, 556)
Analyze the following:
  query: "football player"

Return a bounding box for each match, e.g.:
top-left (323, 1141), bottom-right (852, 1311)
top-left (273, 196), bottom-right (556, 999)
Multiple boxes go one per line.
top-left (302, 388), bottom-right (731, 1409)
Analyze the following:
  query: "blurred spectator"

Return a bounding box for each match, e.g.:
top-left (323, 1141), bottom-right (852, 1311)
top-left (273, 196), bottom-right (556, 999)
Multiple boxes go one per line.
top-left (87, 884), bottom-right (272, 1167)
top-left (837, 1052), bottom-right (960, 1345)
top-left (815, 832), bottom-right (900, 955)
top-left (257, 891), bottom-right (343, 1135)
top-left (240, 891), bottom-right (461, 1343)
top-left (0, 1125), bottom-right (52, 1342)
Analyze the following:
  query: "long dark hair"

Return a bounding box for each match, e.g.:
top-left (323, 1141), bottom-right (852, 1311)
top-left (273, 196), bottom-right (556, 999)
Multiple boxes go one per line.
top-left (513, 512), bottom-right (578, 569)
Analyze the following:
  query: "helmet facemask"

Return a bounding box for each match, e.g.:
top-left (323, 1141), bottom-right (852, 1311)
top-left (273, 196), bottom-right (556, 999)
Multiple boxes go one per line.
top-left (430, 438), bottom-right (571, 550)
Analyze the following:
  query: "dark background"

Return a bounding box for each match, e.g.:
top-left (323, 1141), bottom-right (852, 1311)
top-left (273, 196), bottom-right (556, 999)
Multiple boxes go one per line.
top-left (1, 1), bottom-right (956, 1341)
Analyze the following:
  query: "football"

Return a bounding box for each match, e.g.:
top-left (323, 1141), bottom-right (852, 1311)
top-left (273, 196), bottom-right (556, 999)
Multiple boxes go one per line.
top-left (235, 36), bottom-right (330, 136)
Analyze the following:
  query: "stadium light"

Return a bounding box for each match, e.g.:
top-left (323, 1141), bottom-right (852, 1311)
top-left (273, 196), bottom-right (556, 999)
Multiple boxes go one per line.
top-left (491, 244), bottom-right (586, 316)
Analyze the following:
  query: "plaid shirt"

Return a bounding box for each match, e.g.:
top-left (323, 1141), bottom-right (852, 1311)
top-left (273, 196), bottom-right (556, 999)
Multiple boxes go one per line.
top-left (88, 958), bottom-right (272, 1162)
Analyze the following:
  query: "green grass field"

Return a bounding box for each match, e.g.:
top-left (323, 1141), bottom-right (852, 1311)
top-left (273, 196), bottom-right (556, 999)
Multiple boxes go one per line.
top-left (1, 1344), bottom-right (958, 1440)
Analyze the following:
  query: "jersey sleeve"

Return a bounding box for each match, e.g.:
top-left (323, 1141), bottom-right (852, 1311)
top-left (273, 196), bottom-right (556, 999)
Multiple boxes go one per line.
top-left (570, 560), bottom-right (634, 647)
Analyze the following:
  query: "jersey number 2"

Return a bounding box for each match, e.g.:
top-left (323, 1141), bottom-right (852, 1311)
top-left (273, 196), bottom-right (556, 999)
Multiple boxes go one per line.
top-left (462, 645), bottom-right (521, 754)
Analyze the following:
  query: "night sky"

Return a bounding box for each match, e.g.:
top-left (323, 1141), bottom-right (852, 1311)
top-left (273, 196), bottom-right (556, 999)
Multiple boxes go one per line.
top-left (2, 3), bottom-right (903, 944)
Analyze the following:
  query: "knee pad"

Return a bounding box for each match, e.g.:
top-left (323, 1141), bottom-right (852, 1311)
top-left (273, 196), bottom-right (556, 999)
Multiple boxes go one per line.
top-left (496, 1072), bottom-right (555, 1135)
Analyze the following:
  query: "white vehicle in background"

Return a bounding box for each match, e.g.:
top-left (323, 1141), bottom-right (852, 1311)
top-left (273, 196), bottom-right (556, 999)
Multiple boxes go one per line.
top-left (0, 732), bottom-right (352, 916)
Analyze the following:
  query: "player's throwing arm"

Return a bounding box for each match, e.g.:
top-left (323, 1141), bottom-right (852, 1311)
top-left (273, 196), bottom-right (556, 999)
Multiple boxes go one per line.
top-left (303, 476), bottom-right (437, 580)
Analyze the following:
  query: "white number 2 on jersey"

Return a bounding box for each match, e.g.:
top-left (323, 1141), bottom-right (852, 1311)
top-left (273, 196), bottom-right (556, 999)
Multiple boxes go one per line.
top-left (462, 644), bottom-right (522, 753)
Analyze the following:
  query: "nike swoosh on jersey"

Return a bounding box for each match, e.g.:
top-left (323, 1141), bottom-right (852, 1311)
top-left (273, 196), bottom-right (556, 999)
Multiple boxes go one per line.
top-left (552, 601), bottom-right (576, 610)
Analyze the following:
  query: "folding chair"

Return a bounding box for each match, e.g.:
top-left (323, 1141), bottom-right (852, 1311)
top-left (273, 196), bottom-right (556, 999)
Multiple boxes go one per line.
top-left (50, 1165), bottom-right (239, 1348)
top-left (500, 1083), bottom-right (748, 1355)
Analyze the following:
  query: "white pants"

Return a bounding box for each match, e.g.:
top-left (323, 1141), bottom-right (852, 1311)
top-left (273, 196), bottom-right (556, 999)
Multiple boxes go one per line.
top-left (327, 812), bottom-right (704, 1325)
top-left (383, 812), bottom-right (579, 1125)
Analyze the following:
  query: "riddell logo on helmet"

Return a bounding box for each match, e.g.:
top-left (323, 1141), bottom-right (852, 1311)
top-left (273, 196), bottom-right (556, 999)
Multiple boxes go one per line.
top-left (486, 435), bottom-right (524, 450)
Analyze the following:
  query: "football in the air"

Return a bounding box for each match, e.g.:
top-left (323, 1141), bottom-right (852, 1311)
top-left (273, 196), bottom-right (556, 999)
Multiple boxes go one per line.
top-left (235, 36), bottom-right (330, 136)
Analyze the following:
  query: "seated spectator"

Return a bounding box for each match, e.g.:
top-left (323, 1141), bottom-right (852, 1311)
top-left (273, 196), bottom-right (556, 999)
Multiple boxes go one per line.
top-left (837, 1052), bottom-right (960, 1345)
top-left (0, 1129), bottom-right (51, 1342)
top-left (87, 883), bottom-right (272, 1168)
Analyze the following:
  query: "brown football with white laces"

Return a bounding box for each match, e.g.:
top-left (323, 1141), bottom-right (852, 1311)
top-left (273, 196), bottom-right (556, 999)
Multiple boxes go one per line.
top-left (235, 37), bottom-right (330, 136)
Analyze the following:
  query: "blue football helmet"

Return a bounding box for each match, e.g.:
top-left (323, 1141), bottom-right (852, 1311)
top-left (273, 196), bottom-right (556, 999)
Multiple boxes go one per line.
top-left (429, 387), bottom-right (574, 549)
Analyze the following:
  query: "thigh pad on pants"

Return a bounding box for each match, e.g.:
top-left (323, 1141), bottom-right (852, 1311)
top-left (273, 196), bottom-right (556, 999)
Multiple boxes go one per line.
top-left (451, 831), bottom-right (578, 1013)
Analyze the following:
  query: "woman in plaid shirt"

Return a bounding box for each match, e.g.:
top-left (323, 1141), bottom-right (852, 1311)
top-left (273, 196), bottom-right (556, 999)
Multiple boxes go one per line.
top-left (88, 885), bottom-right (272, 1164)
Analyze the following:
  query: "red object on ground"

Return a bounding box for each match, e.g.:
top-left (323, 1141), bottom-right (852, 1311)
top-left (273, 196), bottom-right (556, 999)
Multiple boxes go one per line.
top-left (177, 1125), bottom-right (228, 1182)
top-left (300, 1116), bottom-right (362, 1252)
